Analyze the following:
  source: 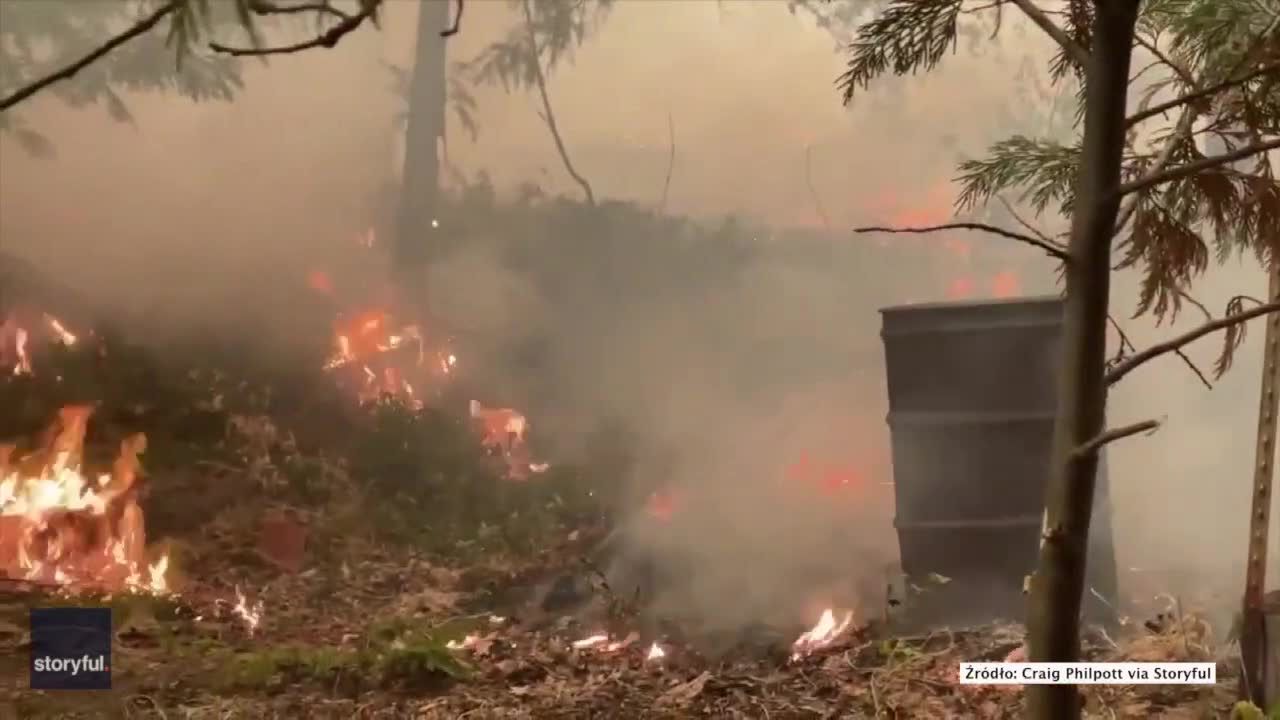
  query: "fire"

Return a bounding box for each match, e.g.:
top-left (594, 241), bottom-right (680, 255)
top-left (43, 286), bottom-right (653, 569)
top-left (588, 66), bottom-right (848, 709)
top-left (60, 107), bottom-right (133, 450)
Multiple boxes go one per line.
top-left (469, 400), bottom-right (550, 481)
top-left (0, 406), bottom-right (168, 594)
top-left (947, 276), bottom-right (975, 300)
top-left (322, 308), bottom-right (456, 409)
top-left (991, 270), bottom-right (1021, 298)
top-left (790, 608), bottom-right (855, 661)
top-left (233, 585), bottom-right (264, 634)
top-left (2, 310), bottom-right (80, 376)
top-left (646, 642), bottom-right (666, 661)
top-left (572, 631), bottom-right (638, 653)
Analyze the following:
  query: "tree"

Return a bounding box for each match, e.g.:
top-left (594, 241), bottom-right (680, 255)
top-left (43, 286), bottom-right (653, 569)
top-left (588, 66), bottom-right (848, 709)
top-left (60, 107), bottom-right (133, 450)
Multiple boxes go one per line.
top-left (460, 0), bottom-right (617, 206)
top-left (839, 1), bottom-right (1280, 718)
top-left (0, 0), bottom-right (244, 155)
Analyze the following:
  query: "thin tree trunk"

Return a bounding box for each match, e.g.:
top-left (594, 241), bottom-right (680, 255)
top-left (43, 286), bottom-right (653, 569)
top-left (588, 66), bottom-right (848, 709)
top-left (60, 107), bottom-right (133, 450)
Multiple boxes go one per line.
top-left (394, 0), bottom-right (449, 309)
top-left (1025, 3), bottom-right (1141, 719)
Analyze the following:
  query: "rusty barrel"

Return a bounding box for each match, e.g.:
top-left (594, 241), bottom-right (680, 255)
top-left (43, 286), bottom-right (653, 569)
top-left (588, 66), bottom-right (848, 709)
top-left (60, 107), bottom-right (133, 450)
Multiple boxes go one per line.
top-left (881, 296), bottom-right (1117, 627)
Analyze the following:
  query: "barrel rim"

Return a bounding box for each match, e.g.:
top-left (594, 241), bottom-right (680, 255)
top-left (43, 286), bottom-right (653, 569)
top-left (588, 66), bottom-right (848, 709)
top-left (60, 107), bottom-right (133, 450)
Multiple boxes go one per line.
top-left (879, 295), bottom-right (1063, 315)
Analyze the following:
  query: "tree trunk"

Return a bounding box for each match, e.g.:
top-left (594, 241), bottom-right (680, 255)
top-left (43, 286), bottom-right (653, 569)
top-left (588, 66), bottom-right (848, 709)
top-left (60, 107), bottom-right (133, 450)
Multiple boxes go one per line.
top-left (1025, 3), bottom-right (1141, 719)
top-left (394, 0), bottom-right (449, 311)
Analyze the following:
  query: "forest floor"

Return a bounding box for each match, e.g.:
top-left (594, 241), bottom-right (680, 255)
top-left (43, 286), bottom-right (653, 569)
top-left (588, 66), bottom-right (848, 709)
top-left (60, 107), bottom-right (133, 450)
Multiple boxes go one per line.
top-left (0, 512), bottom-right (1241, 720)
top-left (0, 274), bottom-right (1247, 720)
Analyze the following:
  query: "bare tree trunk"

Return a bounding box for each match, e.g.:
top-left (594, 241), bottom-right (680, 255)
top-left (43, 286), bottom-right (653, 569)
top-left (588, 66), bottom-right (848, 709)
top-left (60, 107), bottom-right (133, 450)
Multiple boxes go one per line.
top-left (394, 0), bottom-right (449, 309)
top-left (1026, 3), bottom-right (1141, 719)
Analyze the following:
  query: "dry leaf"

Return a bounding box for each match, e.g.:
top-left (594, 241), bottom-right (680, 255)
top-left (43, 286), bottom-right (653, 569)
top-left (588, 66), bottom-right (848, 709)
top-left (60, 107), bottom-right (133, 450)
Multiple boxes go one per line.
top-left (660, 671), bottom-right (711, 706)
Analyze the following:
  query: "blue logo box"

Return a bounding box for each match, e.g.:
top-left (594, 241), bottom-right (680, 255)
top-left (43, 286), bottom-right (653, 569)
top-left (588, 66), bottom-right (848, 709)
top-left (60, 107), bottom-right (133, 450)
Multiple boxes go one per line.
top-left (30, 607), bottom-right (112, 690)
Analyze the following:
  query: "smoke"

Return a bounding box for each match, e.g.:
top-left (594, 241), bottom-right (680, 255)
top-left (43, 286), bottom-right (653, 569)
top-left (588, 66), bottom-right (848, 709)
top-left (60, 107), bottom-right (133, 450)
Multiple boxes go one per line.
top-left (0, 0), bottom-right (1270, 634)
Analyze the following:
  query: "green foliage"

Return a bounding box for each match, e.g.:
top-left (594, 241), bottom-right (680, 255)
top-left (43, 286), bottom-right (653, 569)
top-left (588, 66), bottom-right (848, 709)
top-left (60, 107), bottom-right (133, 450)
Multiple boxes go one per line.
top-left (836, 0), bottom-right (964, 105)
top-left (223, 628), bottom-right (468, 693)
top-left (0, 0), bottom-right (247, 152)
top-left (461, 0), bottom-right (615, 93)
top-left (841, 0), bottom-right (1280, 329)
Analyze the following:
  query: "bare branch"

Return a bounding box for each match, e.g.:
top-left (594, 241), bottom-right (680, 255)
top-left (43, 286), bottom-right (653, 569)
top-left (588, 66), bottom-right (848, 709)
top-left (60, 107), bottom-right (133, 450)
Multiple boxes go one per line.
top-left (1132, 33), bottom-right (1195, 87)
top-left (853, 222), bottom-right (1069, 261)
top-left (1072, 419), bottom-right (1162, 459)
top-left (1009, 0), bottom-right (1089, 69)
top-left (658, 112), bottom-right (675, 214)
top-left (1117, 137), bottom-right (1280, 196)
top-left (1126, 61), bottom-right (1280, 129)
top-left (1106, 302), bottom-right (1280, 386)
top-left (804, 145), bottom-right (833, 231)
top-left (0, 2), bottom-right (180, 111)
top-left (1108, 308), bottom-right (1211, 389)
top-left (521, 0), bottom-right (594, 206)
top-left (210, 0), bottom-right (382, 56)
top-left (441, 0), bottom-right (464, 38)
top-left (997, 194), bottom-right (1056, 244)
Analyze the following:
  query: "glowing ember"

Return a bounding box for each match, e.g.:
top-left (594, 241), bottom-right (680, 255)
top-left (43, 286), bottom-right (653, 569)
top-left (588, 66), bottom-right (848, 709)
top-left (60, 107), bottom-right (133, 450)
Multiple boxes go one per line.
top-left (0, 407), bottom-right (167, 594)
top-left (646, 643), bottom-right (666, 661)
top-left (233, 585), bottom-right (264, 634)
top-left (447, 633), bottom-right (481, 650)
top-left (44, 314), bottom-right (76, 345)
top-left (572, 633), bottom-right (609, 649)
top-left (790, 608), bottom-right (855, 661)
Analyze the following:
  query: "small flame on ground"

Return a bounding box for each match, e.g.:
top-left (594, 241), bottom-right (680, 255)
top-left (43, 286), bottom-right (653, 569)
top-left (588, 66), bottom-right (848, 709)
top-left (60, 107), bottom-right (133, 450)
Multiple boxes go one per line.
top-left (572, 633), bottom-right (609, 649)
top-left (646, 643), bottom-right (666, 661)
top-left (790, 608), bottom-right (855, 661)
top-left (233, 585), bottom-right (264, 635)
top-left (447, 633), bottom-right (481, 650)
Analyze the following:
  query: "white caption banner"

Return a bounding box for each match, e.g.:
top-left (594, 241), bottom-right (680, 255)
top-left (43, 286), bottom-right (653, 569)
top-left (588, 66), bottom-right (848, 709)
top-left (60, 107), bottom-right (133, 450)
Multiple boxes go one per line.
top-left (959, 662), bottom-right (1217, 685)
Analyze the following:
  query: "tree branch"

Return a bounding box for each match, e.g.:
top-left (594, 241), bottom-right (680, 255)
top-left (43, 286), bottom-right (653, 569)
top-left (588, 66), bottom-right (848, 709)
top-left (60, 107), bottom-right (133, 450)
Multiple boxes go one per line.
top-left (1009, 0), bottom-right (1089, 69)
top-left (0, 2), bottom-right (180, 111)
top-left (1105, 301), bottom-right (1280, 386)
top-left (1071, 419), bottom-right (1161, 459)
top-left (521, 0), bottom-right (595, 206)
top-left (441, 0), bottom-right (464, 38)
top-left (804, 144), bottom-right (832, 231)
top-left (658, 111), bottom-right (675, 214)
top-left (1125, 60), bottom-right (1280, 129)
top-left (1117, 137), bottom-right (1280, 196)
top-left (1113, 106), bottom-right (1195, 233)
top-left (853, 222), bottom-right (1069, 261)
top-left (210, 0), bottom-right (381, 56)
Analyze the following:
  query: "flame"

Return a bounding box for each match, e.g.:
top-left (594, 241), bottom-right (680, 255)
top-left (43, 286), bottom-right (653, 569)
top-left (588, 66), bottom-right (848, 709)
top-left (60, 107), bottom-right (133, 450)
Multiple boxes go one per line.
top-left (469, 400), bottom-right (549, 481)
top-left (790, 608), bottom-right (855, 661)
top-left (0, 407), bottom-right (168, 594)
top-left (646, 488), bottom-right (681, 522)
top-left (44, 315), bottom-right (76, 345)
top-left (646, 643), bottom-right (666, 661)
top-left (992, 270), bottom-right (1021, 298)
top-left (233, 585), bottom-right (264, 634)
top-left (307, 269), bottom-right (334, 295)
top-left (572, 633), bottom-right (609, 649)
top-left (447, 633), bottom-right (481, 650)
top-left (946, 276), bottom-right (975, 300)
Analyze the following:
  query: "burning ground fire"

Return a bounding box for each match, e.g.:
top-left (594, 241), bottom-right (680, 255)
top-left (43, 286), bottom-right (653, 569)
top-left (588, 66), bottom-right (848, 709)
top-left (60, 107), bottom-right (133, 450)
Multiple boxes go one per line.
top-left (0, 406), bottom-right (168, 594)
top-left (0, 309), bottom-right (80, 376)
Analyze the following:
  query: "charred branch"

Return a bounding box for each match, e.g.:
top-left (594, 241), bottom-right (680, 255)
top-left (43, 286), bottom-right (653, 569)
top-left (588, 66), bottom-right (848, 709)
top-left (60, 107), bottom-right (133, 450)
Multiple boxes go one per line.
top-left (246, 0), bottom-right (352, 21)
top-left (210, 0), bottom-right (382, 56)
top-left (1117, 137), bottom-right (1280, 196)
top-left (0, 2), bottom-right (180, 111)
top-left (853, 222), bottom-right (1069, 261)
top-left (1072, 419), bottom-right (1161, 458)
top-left (1105, 301), bottom-right (1280, 386)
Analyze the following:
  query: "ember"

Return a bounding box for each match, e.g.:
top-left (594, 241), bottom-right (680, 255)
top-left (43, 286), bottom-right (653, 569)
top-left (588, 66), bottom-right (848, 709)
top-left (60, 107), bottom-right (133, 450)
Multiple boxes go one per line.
top-left (470, 399), bottom-right (550, 481)
top-left (0, 406), bottom-right (168, 594)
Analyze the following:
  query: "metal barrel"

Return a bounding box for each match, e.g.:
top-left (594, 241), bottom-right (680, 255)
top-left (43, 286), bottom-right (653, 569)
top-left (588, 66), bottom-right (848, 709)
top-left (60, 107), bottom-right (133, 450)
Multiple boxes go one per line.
top-left (880, 296), bottom-right (1117, 627)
